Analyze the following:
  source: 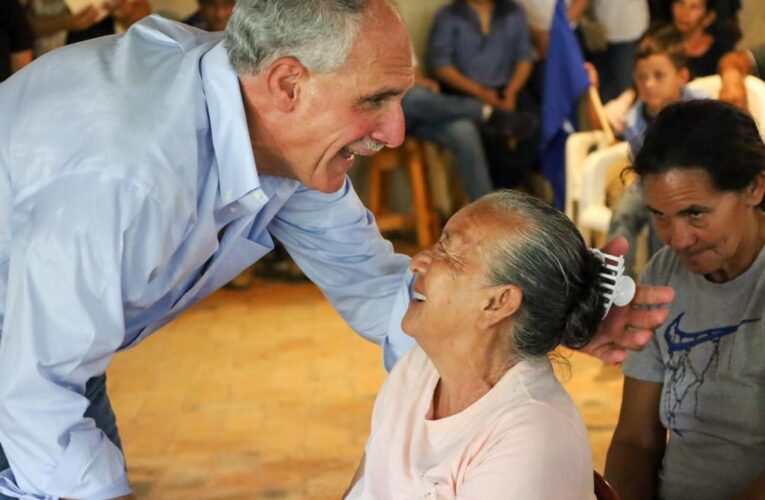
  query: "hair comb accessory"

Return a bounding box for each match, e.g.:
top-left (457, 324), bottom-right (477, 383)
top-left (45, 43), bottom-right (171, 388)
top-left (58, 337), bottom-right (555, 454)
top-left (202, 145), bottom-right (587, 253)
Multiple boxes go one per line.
top-left (590, 249), bottom-right (636, 318)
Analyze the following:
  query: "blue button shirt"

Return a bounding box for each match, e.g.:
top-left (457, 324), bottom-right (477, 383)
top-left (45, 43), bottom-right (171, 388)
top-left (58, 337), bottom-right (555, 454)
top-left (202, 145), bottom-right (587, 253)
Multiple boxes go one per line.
top-left (0, 16), bottom-right (415, 498)
top-left (427, 0), bottom-right (534, 89)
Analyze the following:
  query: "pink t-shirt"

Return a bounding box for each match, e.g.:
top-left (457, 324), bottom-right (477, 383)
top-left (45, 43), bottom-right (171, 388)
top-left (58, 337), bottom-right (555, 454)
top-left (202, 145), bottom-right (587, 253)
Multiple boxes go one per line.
top-left (347, 346), bottom-right (595, 500)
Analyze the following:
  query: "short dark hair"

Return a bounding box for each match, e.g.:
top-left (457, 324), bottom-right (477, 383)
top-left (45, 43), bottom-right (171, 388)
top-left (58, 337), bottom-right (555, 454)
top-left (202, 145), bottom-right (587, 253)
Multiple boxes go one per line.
top-left (673, 0), bottom-right (716, 13)
top-left (633, 100), bottom-right (765, 209)
top-left (635, 25), bottom-right (687, 70)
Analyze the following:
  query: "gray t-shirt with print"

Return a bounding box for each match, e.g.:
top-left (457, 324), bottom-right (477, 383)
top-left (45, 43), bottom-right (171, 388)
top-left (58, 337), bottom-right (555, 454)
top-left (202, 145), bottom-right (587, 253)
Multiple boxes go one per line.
top-left (623, 246), bottom-right (765, 500)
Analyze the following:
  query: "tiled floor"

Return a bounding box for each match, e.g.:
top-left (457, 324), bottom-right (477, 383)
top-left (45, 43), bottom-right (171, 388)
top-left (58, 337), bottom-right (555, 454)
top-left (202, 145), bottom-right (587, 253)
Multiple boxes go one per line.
top-left (108, 279), bottom-right (624, 499)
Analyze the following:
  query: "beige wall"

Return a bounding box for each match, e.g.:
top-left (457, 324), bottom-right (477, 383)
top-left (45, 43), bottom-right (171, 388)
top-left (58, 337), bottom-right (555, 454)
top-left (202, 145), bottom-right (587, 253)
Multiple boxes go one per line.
top-left (740, 0), bottom-right (765, 49)
top-left (145, 0), bottom-right (765, 52)
top-left (397, 0), bottom-right (449, 62)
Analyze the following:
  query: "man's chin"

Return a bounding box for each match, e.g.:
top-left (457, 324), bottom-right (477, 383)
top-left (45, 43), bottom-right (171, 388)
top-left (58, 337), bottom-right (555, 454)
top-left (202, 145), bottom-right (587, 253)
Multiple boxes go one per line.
top-left (307, 175), bottom-right (347, 193)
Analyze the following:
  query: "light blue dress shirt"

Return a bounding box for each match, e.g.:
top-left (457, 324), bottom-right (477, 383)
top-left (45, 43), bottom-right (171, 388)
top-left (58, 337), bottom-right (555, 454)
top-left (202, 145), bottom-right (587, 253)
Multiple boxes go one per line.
top-left (0, 16), bottom-right (416, 499)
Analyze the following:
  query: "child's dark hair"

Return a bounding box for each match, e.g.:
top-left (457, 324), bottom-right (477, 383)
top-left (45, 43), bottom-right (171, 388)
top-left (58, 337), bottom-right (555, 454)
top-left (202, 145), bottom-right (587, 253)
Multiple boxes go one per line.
top-left (636, 25), bottom-right (687, 71)
top-left (634, 100), bottom-right (765, 210)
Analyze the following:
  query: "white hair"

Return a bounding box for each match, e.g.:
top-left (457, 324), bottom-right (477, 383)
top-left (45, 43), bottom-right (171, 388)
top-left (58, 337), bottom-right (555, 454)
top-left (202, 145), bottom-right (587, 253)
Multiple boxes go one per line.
top-left (223, 0), bottom-right (369, 76)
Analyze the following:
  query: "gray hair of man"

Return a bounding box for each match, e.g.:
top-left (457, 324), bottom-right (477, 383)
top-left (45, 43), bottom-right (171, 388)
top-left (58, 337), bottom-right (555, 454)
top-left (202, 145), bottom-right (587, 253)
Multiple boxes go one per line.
top-left (480, 190), bottom-right (606, 361)
top-left (224, 0), bottom-right (369, 76)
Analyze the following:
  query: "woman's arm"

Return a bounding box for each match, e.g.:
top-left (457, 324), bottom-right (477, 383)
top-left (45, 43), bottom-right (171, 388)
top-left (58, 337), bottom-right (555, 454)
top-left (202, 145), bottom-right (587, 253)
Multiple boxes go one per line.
top-left (501, 60), bottom-right (532, 111)
top-left (605, 376), bottom-right (666, 500)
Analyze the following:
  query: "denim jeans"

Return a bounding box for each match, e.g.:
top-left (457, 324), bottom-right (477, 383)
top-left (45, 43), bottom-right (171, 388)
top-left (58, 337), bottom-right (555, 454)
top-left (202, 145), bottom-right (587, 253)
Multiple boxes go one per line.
top-left (402, 86), bottom-right (493, 200)
top-left (0, 374), bottom-right (123, 499)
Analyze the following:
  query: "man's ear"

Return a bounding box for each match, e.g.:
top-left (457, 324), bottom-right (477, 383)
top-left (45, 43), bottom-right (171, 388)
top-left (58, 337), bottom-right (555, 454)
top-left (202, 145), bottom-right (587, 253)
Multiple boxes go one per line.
top-left (479, 285), bottom-right (523, 329)
top-left (264, 56), bottom-right (307, 112)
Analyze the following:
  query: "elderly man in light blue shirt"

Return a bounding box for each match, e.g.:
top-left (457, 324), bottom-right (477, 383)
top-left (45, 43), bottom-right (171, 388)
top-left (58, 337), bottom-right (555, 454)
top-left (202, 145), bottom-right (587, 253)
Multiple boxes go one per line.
top-left (0, 0), bottom-right (674, 498)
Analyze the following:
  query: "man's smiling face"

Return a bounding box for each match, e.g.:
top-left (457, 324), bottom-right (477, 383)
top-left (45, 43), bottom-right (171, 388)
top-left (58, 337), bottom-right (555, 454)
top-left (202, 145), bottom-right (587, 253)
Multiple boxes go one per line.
top-left (281, 0), bottom-right (414, 193)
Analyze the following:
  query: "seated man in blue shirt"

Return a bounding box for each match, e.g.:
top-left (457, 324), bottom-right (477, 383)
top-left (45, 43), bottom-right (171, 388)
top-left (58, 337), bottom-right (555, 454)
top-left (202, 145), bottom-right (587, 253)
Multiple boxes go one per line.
top-left (428, 0), bottom-right (539, 190)
top-left (0, 0), bottom-right (674, 498)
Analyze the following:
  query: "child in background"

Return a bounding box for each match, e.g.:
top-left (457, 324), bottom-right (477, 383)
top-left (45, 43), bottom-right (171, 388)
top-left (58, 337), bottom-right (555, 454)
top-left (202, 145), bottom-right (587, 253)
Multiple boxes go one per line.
top-left (589, 26), bottom-right (708, 274)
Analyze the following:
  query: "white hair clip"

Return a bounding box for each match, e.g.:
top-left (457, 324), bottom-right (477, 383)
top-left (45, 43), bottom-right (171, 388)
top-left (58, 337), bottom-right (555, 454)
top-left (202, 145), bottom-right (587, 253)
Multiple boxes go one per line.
top-left (590, 249), bottom-right (636, 318)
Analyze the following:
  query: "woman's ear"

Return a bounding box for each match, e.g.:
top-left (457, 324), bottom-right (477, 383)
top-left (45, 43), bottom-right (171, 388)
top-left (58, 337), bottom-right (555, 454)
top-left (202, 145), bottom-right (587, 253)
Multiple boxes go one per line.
top-left (745, 171), bottom-right (765, 207)
top-left (263, 56), bottom-right (307, 112)
top-left (479, 285), bottom-right (523, 329)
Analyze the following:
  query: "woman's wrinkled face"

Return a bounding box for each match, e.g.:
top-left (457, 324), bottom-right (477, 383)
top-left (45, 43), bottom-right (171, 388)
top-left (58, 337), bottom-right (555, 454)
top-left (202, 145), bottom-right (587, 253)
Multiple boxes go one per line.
top-left (402, 202), bottom-right (505, 341)
top-left (643, 168), bottom-right (764, 281)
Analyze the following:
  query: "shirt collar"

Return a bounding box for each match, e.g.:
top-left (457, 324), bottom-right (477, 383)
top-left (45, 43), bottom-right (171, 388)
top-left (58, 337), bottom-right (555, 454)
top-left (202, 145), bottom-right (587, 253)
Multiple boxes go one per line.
top-left (200, 42), bottom-right (261, 204)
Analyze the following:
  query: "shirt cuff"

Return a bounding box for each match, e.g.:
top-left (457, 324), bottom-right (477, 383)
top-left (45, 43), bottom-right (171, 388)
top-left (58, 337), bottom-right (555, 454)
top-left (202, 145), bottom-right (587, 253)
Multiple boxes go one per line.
top-left (0, 429), bottom-right (131, 500)
top-left (383, 269), bottom-right (417, 372)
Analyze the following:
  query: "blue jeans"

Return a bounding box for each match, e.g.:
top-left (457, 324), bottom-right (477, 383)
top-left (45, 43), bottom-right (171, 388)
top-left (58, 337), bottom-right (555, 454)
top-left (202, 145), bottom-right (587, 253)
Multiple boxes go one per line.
top-left (402, 86), bottom-right (493, 200)
top-left (591, 41), bottom-right (639, 102)
top-left (0, 374), bottom-right (123, 499)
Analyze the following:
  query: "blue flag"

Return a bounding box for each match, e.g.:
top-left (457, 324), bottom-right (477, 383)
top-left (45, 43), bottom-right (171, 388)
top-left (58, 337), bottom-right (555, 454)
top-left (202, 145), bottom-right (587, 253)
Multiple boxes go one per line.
top-left (541, 0), bottom-right (590, 209)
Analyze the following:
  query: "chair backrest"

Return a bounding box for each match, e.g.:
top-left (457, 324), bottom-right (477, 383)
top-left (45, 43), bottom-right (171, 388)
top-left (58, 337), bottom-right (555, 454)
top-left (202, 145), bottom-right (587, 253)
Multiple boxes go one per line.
top-left (565, 130), bottom-right (610, 222)
top-left (687, 75), bottom-right (765, 137)
top-left (594, 471), bottom-right (621, 500)
top-left (577, 141), bottom-right (631, 236)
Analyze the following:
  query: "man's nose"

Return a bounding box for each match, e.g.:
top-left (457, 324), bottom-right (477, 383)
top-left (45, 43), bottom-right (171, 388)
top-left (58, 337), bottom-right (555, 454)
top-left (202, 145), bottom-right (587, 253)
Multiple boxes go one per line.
top-left (371, 104), bottom-right (406, 149)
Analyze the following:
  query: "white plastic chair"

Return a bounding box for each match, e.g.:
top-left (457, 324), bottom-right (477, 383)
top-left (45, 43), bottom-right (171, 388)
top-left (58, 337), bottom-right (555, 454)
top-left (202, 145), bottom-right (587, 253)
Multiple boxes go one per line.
top-left (577, 141), bottom-right (631, 244)
top-left (687, 74), bottom-right (765, 135)
top-left (564, 130), bottom-right (610, 223)
top-left (576, 75), bottom-right (765, 243)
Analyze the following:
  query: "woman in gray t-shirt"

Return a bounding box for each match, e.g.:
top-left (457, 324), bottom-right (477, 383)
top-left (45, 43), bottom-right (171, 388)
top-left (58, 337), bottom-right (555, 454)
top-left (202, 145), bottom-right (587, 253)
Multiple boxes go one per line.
top-left (605, 100), bottom-right (765, 500)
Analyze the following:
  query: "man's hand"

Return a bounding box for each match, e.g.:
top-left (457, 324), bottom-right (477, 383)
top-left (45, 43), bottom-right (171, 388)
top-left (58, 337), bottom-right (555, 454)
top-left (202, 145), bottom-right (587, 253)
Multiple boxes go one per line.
top-left (499, 91), bottom-right (517, 112)
top-left (477, 87), bottom-right (502, 108)
top-left (581, 237), bottom-right (675, 364)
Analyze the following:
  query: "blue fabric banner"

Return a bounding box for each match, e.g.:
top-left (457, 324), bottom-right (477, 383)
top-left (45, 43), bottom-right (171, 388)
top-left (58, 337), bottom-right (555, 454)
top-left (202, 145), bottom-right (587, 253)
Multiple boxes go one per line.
top-left (541, 0), bottom-right (590, 209)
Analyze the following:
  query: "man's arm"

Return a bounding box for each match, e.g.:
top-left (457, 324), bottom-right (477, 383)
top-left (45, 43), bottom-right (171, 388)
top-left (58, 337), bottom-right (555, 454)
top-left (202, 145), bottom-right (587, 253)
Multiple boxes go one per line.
top-left (0, 176), bottom-right (144, 499)
top-left (266, 181), bottom-right (414, 368)
top-left (501, 60), bottom-right (532, 110)
top-left (605, 377), bottom-right (666, 500)
top-left (434, 65), bottom-right (503, 107)
top-left (501, 10), bottom-right (535, 110)
top-left (567, 0), bottom-right (589, 24)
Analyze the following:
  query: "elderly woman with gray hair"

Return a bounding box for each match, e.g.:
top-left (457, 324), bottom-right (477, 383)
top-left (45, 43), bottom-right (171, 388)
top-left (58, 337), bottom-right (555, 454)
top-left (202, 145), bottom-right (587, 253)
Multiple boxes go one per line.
top-left (345, 190), bottom-right (622, 499)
